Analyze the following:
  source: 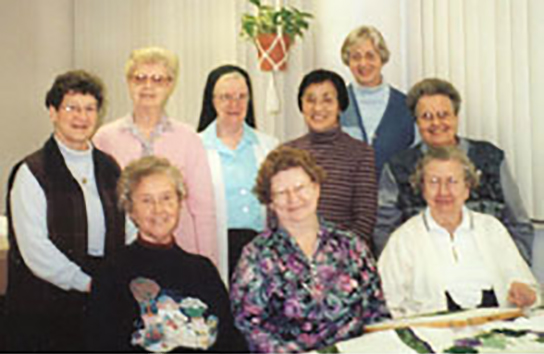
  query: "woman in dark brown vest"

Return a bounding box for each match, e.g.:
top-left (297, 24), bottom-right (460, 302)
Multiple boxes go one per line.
top-left (5, 70), bottom-right (126, 351)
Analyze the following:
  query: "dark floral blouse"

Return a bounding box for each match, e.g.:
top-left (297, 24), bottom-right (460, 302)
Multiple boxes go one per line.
top-left (230, 219), bottom-right (390, 353)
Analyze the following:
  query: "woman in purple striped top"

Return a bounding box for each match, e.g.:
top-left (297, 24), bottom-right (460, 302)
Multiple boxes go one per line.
top-left (284, 69), bottom-right (378, 251)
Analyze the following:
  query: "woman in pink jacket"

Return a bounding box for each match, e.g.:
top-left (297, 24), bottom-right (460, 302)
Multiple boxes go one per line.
top-left (93, 46), bottom-right (218, 266)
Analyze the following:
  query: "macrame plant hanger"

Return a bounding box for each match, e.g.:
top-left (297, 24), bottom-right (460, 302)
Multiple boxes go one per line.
top-left (256, 0), bottom-right (288, 122)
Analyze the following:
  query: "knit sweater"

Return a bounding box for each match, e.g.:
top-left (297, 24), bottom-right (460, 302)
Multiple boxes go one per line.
top-left (87, 239), bottom-right (247, 352)
top-left (284, 127), bottom-right (377, 244)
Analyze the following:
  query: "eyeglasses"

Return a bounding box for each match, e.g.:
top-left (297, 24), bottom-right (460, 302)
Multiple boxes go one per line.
top-left (424, 176), bottom-right (462, 189)
top-left (418, 110), bottom-right (453, 122)
top-left (60, 104), bottom-right (98, 115)
top-left (213, 93), bottom-right (249, 103)
top-left (131, 73), bottom-right (173, 87)
top-left (271, 182), bottom-right (314, 205)
top-left (302, 95), bottom-right (338, 107)
top-left (133, 192), bottom-right (179, 210)
top-left (349, 50), bottom-right (380, 63)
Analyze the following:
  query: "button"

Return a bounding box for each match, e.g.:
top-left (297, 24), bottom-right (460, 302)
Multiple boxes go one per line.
top-left (240, 188), bottom-right (248, 196)
top-left (242, 206), bottom-right (250, 213)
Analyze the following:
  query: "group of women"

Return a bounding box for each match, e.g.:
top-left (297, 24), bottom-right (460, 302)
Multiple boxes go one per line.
top-left (5, 24), bottom-right (541, 353)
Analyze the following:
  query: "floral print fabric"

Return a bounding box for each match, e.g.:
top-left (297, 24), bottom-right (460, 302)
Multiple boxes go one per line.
top-left (230, 219), bottom-right (390, 353)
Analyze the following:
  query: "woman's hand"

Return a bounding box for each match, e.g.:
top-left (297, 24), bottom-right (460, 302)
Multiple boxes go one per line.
top-left (508, 281), bottom-right (537, 307)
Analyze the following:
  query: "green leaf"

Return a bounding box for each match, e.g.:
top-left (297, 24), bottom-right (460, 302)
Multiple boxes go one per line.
top-left (444, 346), bottom-right (479, 353)
top-left (239, 0), bottom-right (312, 42)
top-left (316, 344), bottom-right (340, 353)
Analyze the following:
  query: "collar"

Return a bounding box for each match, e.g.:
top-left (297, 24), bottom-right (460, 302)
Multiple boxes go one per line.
top-left (423, 206), bottom-right (473, 233)
top-left (120, 114), bottom-right (174, 136)
top-left (308, 125), bottom-right (342, 144)
top-left (54, 135), bottom-right (93, 158)
top-left (274, 216), bottom-right (328, 245)
top-left (352, 80), bottom-right (388, 95)
top-left (206, 121), bottom-right (258, 151)
top-left (419, 136), bottom-right (468, 153)
top-left (136, 235), bottom-right (175, 250)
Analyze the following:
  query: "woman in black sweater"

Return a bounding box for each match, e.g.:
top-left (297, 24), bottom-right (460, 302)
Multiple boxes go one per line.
top-left (88, 156), bottom-right (246, 352)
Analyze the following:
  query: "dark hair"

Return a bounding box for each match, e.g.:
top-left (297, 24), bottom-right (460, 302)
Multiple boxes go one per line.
top-left (45, 70), bottom-right (105, 111)
top-left (406, 78), bottom-right (462, 117)
top-left (297, 69), bottom-right (349, 112)
top-left (197, 65), bottom-right (256, 132)
top-left (253, 146), bottom-right (326, 205)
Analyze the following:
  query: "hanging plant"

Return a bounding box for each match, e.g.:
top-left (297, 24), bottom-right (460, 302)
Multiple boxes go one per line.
top-left (240, 0), bottom-right (313, 71)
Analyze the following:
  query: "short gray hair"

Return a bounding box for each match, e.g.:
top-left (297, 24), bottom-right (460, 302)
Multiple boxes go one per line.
top-left (117, 156), bottom-right (186, 212)
top-left (406, 78), bottom-right (462, 117)
top-left (341, 25), bottom-right (390, 65)
top-left (410, 146), bottom-right (480, 194)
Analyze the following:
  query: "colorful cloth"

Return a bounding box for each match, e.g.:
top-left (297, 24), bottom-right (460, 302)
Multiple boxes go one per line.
top-left (129, 277), bottom-right (219, 352)
top-left (230, 219), bottom-right (390, 353)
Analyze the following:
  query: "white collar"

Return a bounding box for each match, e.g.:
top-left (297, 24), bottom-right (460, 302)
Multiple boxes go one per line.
top-left (423, 206), bottom-right (473, 233)
top-left (54, 136), bottom-right (93, 158)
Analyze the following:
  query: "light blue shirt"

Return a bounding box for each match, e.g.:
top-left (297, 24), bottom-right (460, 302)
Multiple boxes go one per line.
top-left (353, 81), bottom-right (390, 144)
top-left (211, 123), bottom-right (264, 230)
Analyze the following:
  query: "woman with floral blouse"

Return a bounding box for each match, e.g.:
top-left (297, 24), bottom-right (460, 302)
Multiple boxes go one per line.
top-left (230, 146), bottom-right (390, 353)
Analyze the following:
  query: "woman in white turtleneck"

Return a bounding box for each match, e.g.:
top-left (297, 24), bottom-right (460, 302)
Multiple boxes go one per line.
top-left (340, 25), bottom-right (417, 176)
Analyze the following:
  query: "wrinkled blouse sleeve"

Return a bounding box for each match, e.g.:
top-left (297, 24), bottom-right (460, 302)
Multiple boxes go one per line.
top-left (229, 245), bottom-right (302, 353)
top-left (353, 236), bottom-right (391, 324)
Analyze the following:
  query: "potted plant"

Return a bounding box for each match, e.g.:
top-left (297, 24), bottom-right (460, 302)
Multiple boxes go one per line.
top-left (240, 0), bottom-right (313, 71)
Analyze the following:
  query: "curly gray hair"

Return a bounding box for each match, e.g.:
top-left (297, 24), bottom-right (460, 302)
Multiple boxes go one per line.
top-left (117, 156), bottom-right (186, 212)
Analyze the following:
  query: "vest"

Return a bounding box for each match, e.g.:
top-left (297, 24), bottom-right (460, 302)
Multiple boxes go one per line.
top-left (389, 139), bottom-right (505, 221)
top-left (341, 85), bottom-right (415, 176)
top-left (5, 137), bottom-right (125, 315)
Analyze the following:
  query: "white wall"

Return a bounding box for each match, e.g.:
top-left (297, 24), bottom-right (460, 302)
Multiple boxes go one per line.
top-left (0, 0), bottom-right (73, 212)
top-left (1, 0), bottom-right (540, 219)
top-left (312, 0), bottom-right (408, 90)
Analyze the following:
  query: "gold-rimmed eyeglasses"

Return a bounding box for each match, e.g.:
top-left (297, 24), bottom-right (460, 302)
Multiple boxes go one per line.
top-left (271, 182), bottom-right (314, 205)
top-left (133, 192), bottom-right (179, 210)
top-left (418, 110), bottom-right (453, 122)
top-left (130, 73), bottom-right (173, 87)
top-left (60, 104), bottom-right (98, 115)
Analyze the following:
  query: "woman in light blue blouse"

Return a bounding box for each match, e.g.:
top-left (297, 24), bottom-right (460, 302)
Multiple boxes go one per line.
top-left (230, 146), bottom-right (389, 353)
top-left (197, 65), bottom-right (278, 284)
top-left (340, 25), bottom-right (417, 176)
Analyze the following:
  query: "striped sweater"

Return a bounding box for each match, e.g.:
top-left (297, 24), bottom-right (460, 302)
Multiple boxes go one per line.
top-left (284, 127), bottom-right (378, 245)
